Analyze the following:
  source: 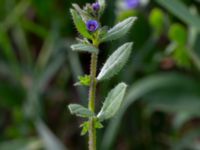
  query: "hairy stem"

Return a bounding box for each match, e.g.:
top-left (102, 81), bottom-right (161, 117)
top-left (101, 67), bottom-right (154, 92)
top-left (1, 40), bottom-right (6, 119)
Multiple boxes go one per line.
top-left (88, 52), bottom-right (98, 150)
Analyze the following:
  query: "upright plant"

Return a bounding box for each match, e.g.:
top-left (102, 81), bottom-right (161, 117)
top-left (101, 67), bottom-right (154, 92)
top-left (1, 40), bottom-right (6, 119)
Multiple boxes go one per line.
top-left (68, 0), bottom-right (137, 149)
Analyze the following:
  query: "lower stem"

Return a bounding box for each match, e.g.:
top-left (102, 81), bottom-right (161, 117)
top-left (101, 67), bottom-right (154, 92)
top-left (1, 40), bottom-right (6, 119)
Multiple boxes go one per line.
top-left (88, 53), bottom-right (98, 150)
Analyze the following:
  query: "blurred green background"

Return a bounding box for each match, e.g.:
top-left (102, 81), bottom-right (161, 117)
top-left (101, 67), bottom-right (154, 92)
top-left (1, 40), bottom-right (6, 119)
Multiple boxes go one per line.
top-left (1, 0), bottom-right (200, 149)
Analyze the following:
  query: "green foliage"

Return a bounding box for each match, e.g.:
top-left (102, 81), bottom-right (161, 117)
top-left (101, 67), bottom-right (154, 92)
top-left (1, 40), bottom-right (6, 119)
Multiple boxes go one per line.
top-left (1, 0), bottom-right (200, 149)
top-left (70, 9), bottom-right (92, 39)
top-left (172, 46), bottom-right (191, 68)
top-left (75, 75), bottom-right (91, 86)
top-left (94, 119), bottom-right (103, 129)
top-left (167, 23), bottom-right (191, 68)
top-left (97, 83), bottom-right (127, 121)
top-left (100, 17), bottom-right (137, 42)
top-left (168, 23), bottom-right (187, 45)
top-left (80, 121), bottom-right (90, 136)
top-left (0, 138), bottom-right (42, 150)
top-left (156, 0), bottom-right (200, 31)
top-left (97, 42), bottom-right (133, 81)
top-left (80, 119), bottom-right (103, 136)
top-left (149, 8), bottom-right (165, 34)
top-left (68, 104), bottom-right (94, 118)
top-left (71, 43), bottom-right (99, 53)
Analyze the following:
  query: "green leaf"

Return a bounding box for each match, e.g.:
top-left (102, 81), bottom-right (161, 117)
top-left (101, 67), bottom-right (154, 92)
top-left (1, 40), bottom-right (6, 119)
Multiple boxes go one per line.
top-left (80, 121), bottom-right (89, 136)
top-left (71, 43), bottom-right (98, 53)
top-left (173, 129), bottom-right (200, 150)
top-left (35, 120), bottom-right (67, 150)
top-left (172, 112), bottom-right (200, 130)
top-left (74, 75), bottom-right (91, 86)
top-left (0, 82), bottom-right (24, 108)
top-left (68, 104), bottom-right (94, 118)
top-left (149, 8), bottom-right (165, 34)
top-left (97, 42), bottom-right (133, 81)
top-left (100, 17), bottom-right (137, 42)
top-left (94, 120), bottom-right (104, 129)
top-left (156, 0), bottom-right (200, 31)
top-left (168, 23), bottom-right (187, 45)
top-left (70, 9), bottom-right (92, 39)
top-left (0, 138), bottom-right (42, 150)
top-left (72, 4), bottom-right (91, 22)
top-left (172, 45), bottom-right (191, 68)
top-left (97, 83), bottom-right (127, 121)
top-left (101, 73), bottom-right (198, 150)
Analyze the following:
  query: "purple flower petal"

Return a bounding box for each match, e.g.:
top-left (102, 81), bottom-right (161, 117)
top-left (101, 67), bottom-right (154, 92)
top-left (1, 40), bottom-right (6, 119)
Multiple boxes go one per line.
top-left (86, 20), bottom-right (99, 32)
top-left (125, 0), bottom-right (140, 9)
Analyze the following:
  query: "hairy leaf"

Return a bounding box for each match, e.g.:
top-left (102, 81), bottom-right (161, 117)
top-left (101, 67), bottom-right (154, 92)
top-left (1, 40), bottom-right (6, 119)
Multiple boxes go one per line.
top-left (97, 83), bottom-right (127, 121)
top-left (100, 17), bottom-right (137, 42)
top-left (80, 121), bottom-right (89, 136)
top-left (97, 42), bottom-right (133, 81)
top-left (74, 75), bottom-right (91, 86)
top-left (68, 104), bottom-right (94, 118)
top-left (71, 43), bottom-right (98, 53)
top-left (72, 3), bottom-right (91, 22)
top-left (70, 9), bottom-right (92, 39)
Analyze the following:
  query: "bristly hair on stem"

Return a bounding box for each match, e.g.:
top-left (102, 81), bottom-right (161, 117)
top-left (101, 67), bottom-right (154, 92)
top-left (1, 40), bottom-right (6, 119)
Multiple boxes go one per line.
top-left (68, 0), bottom-right (137, 150)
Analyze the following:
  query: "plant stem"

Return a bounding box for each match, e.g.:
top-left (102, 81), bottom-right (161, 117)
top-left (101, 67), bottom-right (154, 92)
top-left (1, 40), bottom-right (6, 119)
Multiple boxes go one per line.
top-left (88, 52), bottom-right (98, 150)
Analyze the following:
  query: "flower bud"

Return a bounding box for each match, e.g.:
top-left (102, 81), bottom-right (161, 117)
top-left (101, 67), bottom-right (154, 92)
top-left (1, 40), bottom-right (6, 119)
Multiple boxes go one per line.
top-left (92, 2), bottom-right (100, 11)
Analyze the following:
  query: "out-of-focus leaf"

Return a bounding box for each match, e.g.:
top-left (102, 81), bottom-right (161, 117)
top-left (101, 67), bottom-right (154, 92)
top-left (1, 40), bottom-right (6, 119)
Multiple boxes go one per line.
top-left (173, 129), bottom-right (200, 150)
top-left (0, 27), bottom-right (20, 76)
top-left (67, 44), bottom-right (88, 104)
top-left (68, 104), bottom-right (94, 118)
top-left (168, 23), bottom-right (187, 46)
top-left (97, 42), bottom-right (133, 81)
top-left (187, 48), bottom-right (200, 71)
top-left (35, 120), bottom-right (67, 150)
top-left (70, 9), bottom-right (92, 39)
top-left (1, 0), bottom-right (31, 31)
top-left (21, 18), bottom-right (49, 39)
top-left (172, 112), bottom-right (200, 130)
top-left (156, 0), bottom-right (200, 31)
top-left (144, 78), bottom-right (200, 113)
top-left (100, 17), bottom-right (137, 42)
top-left (36, 28), bottom-right (61, 70)
top-left (0, 138), bottom-right (43, 150)
top-left (71, 43), bottom-right (98, 53)
top-left (97, 83), bottom-right (127, 121)
top-left (37, 54), bottom-right (65, 92)
top-left (101, 73), bottom-right (200, 150)
top-left (172, 46), bottom-right (191, 68)
top-left (149, 8), bottom-right (165, 35)
top-left (13, 24), bottom-right (32, 66)
top-left (0, 82), bottom-right (24, 107)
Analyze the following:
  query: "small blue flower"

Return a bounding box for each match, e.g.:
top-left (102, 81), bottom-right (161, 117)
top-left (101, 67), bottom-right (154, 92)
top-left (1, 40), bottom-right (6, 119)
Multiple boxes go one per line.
top-left (125, 0), bottom-right (140, 9)
top-left (92, 2), bottom-right (100, 11)
top-left (86, 20), bottom-right (99, 32)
